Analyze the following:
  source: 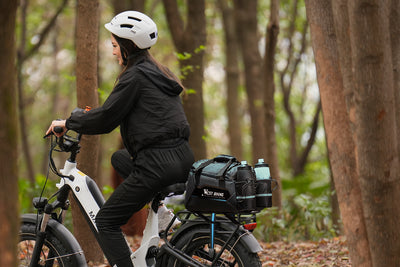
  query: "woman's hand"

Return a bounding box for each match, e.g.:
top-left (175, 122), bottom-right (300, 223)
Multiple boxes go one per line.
top-left (45, 120), bottom-right (67, 137)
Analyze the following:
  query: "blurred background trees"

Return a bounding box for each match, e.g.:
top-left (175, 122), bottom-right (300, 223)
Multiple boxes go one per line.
top-left (7, 0), bottom-right (325, 246)
top-left (3, 0), bottom-right (398, 266)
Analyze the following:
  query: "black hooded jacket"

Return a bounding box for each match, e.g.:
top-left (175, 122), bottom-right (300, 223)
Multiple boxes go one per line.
top-left (66, 54), bottom-right (190, 156)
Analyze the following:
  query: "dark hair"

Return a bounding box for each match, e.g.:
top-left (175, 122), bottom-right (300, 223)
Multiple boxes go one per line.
top-left (112, 34), bottom-right (184, 89)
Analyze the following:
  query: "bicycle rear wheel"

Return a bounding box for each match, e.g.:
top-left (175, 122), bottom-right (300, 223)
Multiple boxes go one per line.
top-left (18, 223), bottom-right (83, 267)
top-left (167, 225), bottom-right (261, 267)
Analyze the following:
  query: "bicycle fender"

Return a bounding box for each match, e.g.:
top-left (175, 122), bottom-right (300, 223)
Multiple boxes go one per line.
top-left (171, 219), bottom-right (262, 253)
top-left (21, 213), bottom-right (87, 266)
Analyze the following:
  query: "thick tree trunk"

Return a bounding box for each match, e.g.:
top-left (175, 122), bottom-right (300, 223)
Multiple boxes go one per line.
top-left (0, 1), bottom-right (19, 266)
top-left (346, 1), bottom-right (400, 265)
top-left (163, 0), bottom-right (207, 160)
top-left (73, 0), bottom-right (103, 263)
top-left (263, 0), bottom-right (281, 209)
top-left (306, 1), bottom-right (372, 266)
top-left (218, 0), bottom-right (243, 159)
top-left (307, 0), bottom-right (400, 265)
top-left (233, 0), bottom-right (267, 163)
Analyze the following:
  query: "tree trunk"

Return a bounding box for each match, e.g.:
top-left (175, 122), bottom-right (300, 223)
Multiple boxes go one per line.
top-left (233, 0), bottom-right (267, 163)
top-left (73, 0), bottom-right (103, 263)
top-left (306, 1), bottom-right (371, 265)
top-left (217, 0), bottom-right (243, 159)
top-left (263, 0), bottom-right (281, 209)
top-left (0, 1), bottom-right (19, 266)
top-left (41, 29), bottom-right (61, 175)
top-left (17, 0), bottom-right (35, 184)
top-left (305, 0), bottom-right (400, 265)
top-left (347, 1), bottom-right (400, 265)
top-left (112, 0), bottom-right (145, 14)
top-left (390, 1), bottom-right (400, 156)
top-left (163, 0), bottom-right (207, 160)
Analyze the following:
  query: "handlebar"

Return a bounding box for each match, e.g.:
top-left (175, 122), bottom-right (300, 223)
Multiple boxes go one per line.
top-left (45, 124), bottom-right (82, 162)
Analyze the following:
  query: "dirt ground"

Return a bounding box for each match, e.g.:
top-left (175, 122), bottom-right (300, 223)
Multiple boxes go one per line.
top-left (258, 236), bottom-right (351, 266)
top-left (90, 236), bottom-right (352, 267)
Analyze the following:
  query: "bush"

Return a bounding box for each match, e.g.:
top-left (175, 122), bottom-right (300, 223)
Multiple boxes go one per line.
top-left (254, 193), bottom-right (338, 242)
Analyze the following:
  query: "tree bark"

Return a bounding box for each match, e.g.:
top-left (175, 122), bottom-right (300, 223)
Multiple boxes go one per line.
top-left (346, 1), bottom-right (400, 265)
top-left (41, 29), bottom-right (62, 175)
top-left (163, 0), bottom-right (207, 160)
top-left (73, 0), bottom-right (103, 263)
top-left (391, 0), bottom-right (400, 155)
top-left (306, 0), bottom-right (400, 265)
top-left (306, 1), bottom-right (371, 265)
top-left (112, 0), bottom-right (145, 14)
top-left (0, 1), bottom-right (19, 266)
top-left (218, 0), bottom-right (243, 159)
top-left (263, 0), bottom-right (282, 208)
top-left (233, 0), bottom-right (267, 163)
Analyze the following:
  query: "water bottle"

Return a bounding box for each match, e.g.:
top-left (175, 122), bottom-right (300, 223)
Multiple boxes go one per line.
top-left (254, 159), bottom-right (272, 209)
top-left (235, 161), bottom-right (256, 212)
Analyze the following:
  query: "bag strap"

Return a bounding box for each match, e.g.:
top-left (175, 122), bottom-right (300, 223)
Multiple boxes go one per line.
top-left (194, 155), bottom-right (238, 181)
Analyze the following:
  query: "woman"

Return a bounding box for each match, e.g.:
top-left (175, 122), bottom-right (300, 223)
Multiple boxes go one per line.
top-left (46, 11), bottom-right (194, 267)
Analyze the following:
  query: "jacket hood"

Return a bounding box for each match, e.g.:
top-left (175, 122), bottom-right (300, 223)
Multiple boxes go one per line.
top-left (136, 60), bottom-right (183, 96)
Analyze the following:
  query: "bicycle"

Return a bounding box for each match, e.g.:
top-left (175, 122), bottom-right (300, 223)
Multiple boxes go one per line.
top-left (18, 127), bottom-right (263, 266)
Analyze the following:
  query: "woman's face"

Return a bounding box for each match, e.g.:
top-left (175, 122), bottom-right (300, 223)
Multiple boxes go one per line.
top-left (111, 35), bottom-right (123, 66)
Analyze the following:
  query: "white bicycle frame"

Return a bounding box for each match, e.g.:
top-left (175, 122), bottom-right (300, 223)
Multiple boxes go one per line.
top-left (58, 159), bottom-right (160, 267)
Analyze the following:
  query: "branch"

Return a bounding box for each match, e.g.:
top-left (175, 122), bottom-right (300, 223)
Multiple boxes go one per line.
top-left (280, 0), bottom-right (299, 84)
top-left (22, 0), bottom-right (69, 62)
top-left (296, 100), bottom-right (322, 175)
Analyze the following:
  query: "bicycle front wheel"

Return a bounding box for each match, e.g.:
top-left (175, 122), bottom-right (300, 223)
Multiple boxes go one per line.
top-left (18, 223), bottom-right (83, 267)
top-left (167, 226), bottom-right (261, 267)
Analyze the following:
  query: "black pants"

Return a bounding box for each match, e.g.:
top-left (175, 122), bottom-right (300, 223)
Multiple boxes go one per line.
top-left (95, 140), bottom-right (194, 267)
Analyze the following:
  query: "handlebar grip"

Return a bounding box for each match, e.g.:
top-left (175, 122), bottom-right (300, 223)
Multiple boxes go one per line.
top-left (54, 126), bottom-right (64, 133)
top-left (43, 125), bottom-right (65, 138)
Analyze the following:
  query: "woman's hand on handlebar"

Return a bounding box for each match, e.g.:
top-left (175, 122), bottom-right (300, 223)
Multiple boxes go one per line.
top-left (45, 120), bottom-right (67, 137)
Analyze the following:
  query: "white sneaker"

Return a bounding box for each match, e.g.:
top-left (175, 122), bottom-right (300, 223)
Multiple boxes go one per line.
top-left (158, 204), bottom-right (181, 233)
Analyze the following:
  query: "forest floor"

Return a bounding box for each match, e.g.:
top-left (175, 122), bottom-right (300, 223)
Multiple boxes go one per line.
top-left (257, 236), bottom-right (352, 266)
top-left (90, 236), bottom-right (352, 267)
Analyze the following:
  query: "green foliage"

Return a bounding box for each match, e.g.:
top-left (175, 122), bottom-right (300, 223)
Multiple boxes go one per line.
top-left (185, 88), bottom-right (197, 95)
top-left (254, 192), bottom-right (337, 242)
top-left (176, 52), bottom-right (192, 61)
top-left (19, 174), bottom-right (56, 214)
top-left (19, 175), bottom-right (73, 230)
top-left (194, 45), bottom-right (206, 54)
top-left (102, 185), bottom-right (114, 200)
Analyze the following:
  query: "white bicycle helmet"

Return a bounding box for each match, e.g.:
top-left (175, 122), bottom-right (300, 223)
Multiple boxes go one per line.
top-left (105, 11), bottom-right (158, 49)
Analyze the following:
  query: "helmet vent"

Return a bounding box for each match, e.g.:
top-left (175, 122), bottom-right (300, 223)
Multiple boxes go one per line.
top-left (149, 32), bottom-right (156, 39)
top-left (128, 16), bottom-right (142, 22)
top-left (120, 24), bottom-right (133, 28)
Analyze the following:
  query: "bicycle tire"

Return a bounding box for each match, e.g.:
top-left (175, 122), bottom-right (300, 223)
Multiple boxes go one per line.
top-left (167, 225), bottom-right (261, 267)
top-left (18, 223), bottom-right (84, 267)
